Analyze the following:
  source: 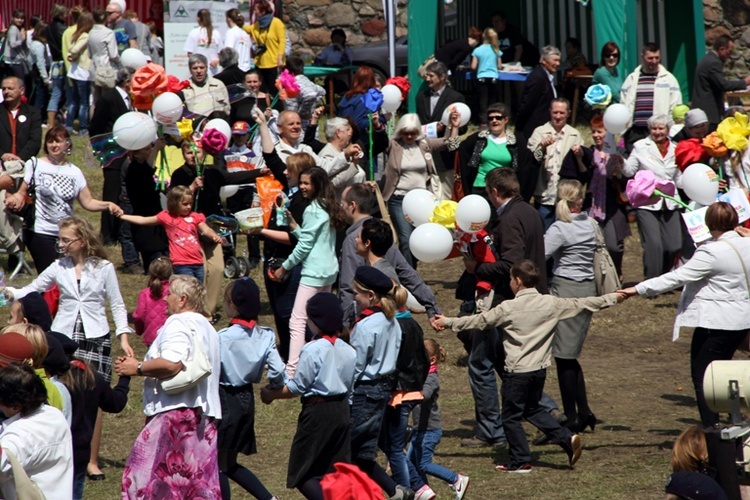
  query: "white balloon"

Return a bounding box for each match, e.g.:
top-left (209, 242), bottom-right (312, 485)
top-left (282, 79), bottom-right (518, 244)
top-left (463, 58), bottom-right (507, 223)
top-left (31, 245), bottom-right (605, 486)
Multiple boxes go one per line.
top-left (219, 185), bottom-right (239, 202)
top-left (455, 194), bottom-right (491, 233)
top-left (113, 112), bottom-right (157, 150)
top-left (441, 102), bottom-right (471, 127)
top-left (121, 48), bottom-right (148, 70)
top-left (151, 92), bottom-right (184, 125)
top-left (682, 163), bottom-right (719, 206)
top-left (381, 84), bottom-right (402, 113)
top-left (204, 118), bottom-right (231, 141)
top-left (409, 223), bottom-right (454, 263)
top-left (402, 189), bottom-right (439, 227)
top-left (603, 103), bottom-right (631, 135)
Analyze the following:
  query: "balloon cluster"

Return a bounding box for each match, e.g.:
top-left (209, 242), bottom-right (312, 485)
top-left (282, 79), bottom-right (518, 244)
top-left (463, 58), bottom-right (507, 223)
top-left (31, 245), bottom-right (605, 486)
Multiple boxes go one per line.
top-left (403, 190), bottom-right (491, 263)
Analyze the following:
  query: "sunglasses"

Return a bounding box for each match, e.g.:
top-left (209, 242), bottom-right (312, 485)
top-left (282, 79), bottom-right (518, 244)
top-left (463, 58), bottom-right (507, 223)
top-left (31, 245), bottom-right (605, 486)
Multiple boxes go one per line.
top-left (488, 115), bottom-right (505, 122)
top-left (605, 53), bottom-right (620, 59)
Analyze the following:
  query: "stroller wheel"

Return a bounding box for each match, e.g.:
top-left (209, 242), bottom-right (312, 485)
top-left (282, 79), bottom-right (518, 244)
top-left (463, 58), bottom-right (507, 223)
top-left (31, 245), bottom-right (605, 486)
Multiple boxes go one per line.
top-left (224, 256), bottom-right (240, 279)
top-left (237, 257), bottom-right (252, 277)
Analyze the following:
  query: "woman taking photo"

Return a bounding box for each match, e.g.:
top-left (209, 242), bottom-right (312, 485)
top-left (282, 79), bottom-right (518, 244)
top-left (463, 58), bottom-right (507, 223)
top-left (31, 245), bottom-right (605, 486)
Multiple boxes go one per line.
top-left (382, 111), bottom-right (461, 268)
top-left (621, 203), bottom-right (750, 428)
top-left (622, 114), bottom-right (682, 280)
top-left (66, 10), bottom-right (94, 136)
top-left (591, 42), bottom-right (623, 103)
top-left (5, 126), bottom-right (122, 273)
top-left (545, 180), bottom-right (598, 432)
top-left (471, 27), bottom-right (503, 128)
top-left (247, 0), bottom-right (286, 100)
top-left (184, 8), bottom-right (223, 76)
top-left (458, 102), bottom-right (518, 200)
top-left (115, 275), bottom-right (222, 498)
top-left (6, 216), bottom-right (133, 482)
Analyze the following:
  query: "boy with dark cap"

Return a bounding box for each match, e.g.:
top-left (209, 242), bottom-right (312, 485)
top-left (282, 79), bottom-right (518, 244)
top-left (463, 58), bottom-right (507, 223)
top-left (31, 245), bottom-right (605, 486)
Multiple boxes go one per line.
top-left (261, 292), bottom-right (357, 500)
top-left (217, 278), bottom-right (285, 500)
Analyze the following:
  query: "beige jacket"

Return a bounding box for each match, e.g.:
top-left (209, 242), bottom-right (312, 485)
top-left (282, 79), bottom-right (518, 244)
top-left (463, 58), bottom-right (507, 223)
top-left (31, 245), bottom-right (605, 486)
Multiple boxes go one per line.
top-left (445, 288), bottom-right (617, 373)
top-left (528, 122), bottom-right (583, 206)
top-left (68, 32), bottom-right (91, 71)
top-left (182, 77), bottom-right (231, 117)
top-left (382, 136), bottom-right (458, 201)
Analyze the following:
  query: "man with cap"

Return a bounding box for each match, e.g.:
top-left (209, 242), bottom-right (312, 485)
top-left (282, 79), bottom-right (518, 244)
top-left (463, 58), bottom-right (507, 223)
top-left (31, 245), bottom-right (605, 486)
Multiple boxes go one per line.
top-left (261, 292), bottom-right (356, 500)
top-left (692, 35), bottom-right (750, 131)
top-left (665, 471), bottom-right (728, 500)
top-left (217, 278), bottom-right (284, 499)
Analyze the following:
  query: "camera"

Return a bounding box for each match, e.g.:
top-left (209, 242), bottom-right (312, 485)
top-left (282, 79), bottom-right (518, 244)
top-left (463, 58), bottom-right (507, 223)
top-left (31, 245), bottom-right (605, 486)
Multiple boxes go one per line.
top-left (254, 43), bottom-right (267, 57)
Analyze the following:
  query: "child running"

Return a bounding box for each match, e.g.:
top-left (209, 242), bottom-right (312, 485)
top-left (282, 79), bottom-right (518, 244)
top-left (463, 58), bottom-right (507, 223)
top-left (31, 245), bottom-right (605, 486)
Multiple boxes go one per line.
top-left (261, 292), bottom-right (357, 500)
top-left (217, 278), bottom-right (285, 500)
top-left (132, 256), bottom-right (172, 347)
top-left (119, 186), bottom-right (222, 283)
top-left (435, 260), bottom-right (627, 473)
top-left (408, 339), bottom-right (470, 499)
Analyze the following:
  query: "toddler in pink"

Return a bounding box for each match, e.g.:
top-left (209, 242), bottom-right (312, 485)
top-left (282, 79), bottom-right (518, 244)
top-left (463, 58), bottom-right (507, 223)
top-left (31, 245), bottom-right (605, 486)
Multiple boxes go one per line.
top-left (132, 257), bottom-right (173, 346)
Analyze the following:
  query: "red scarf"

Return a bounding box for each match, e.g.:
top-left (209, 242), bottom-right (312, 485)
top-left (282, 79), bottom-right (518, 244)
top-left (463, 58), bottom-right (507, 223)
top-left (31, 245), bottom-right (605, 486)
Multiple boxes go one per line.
top-left (230, 318), bottom-right (257, 329)
top-left (355, 305), bottom-right (383, 323)
top-left (319, 334), bottom-right (337, 345)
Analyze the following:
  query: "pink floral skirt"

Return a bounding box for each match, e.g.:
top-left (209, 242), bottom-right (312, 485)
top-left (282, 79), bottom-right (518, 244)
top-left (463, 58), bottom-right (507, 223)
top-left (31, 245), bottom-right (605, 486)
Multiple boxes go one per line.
top-left (122, 407), bottom-right (221, 499)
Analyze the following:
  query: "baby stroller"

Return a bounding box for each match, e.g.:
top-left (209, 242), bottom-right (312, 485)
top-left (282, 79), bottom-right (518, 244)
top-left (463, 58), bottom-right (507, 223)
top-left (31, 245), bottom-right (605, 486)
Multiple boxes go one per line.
top-left (206, 213), bottom-right (252, 279)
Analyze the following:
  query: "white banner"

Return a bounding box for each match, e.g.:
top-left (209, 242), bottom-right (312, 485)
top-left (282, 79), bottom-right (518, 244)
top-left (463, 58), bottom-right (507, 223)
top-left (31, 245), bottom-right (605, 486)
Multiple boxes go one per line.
top-left (164, 23), bottom-right (195, 80)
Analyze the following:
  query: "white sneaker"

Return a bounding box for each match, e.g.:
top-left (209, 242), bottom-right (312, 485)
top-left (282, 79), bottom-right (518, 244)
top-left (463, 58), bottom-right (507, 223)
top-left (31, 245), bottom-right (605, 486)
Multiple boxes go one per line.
top-left (452, 473), bottom-right (470, 500)
top-left (414, 484), bottom-right (436, 500)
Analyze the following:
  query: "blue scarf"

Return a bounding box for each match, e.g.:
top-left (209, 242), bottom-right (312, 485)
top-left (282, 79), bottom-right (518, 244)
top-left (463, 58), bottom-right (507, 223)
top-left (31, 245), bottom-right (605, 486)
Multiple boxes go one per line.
top-left (257, 13), bottom-right (273, 29)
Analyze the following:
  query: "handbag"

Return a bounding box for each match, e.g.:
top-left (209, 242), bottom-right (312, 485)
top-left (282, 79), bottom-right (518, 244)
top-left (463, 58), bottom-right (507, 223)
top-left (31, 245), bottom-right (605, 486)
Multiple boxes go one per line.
top-left (4, 448), bottom-right (46, 500)
top-left (94, 65), bottom-right (116, 88)
top-left (452, 150), bottom-right (465, 201)
top-left (160, 320), bottom-right (212, 395)
top-left (589, 218), bottom-right (621, 295)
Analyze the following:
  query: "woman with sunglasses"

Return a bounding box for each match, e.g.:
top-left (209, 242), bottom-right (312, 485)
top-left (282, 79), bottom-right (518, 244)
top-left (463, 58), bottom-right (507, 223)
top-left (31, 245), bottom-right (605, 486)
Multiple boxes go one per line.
top-left (458, 102), bottom-right (518, 201)
top-left (592, 42), bottom-right (623, 103)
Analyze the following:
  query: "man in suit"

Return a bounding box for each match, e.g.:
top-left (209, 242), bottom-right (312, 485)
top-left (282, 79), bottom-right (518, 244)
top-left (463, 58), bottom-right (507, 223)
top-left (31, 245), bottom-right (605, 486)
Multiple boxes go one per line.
top-left (0, 76), bottom-right (41, 266)
top-left (515, 46), bottom-right (561, 201)
top-left (459, 167), bottom-right (560, 450)
top-left (692, 35), bottom-right (750, 130)
top-left (417, 61), bottom-right (466, 199)
top-left (90, 68), bottom-right (142, 271)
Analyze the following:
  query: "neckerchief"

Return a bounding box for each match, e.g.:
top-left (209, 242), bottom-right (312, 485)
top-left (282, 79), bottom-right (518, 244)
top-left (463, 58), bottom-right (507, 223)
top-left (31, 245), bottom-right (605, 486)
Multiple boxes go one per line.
top-left (355, 305), bottom-right (383, 323)
top-left (319, 334), bottom-right (337, 345)
top-left (257, 13), bottom-right (273, 29)
top-left (230, 318), bottom-right (257, 329)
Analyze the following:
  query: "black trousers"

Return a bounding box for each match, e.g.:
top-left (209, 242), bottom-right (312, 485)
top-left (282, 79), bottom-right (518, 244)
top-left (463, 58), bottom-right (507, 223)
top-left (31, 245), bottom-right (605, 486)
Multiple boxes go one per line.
top-left (691, 327), bottom-right (748, 427)
top-left (24, 230), bottom-right (58, 274)
top-left (101, 164), bottom-right (123, 245)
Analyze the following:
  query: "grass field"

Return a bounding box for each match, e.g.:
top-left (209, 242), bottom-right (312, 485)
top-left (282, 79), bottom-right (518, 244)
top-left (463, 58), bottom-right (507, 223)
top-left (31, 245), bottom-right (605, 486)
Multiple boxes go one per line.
top-left (14, 131), bottom-right (745, 499)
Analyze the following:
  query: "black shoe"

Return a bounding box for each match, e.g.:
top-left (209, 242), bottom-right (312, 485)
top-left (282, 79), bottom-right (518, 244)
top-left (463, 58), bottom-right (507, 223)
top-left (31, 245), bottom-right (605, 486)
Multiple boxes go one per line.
top-left (210, 313), bottom-right (221, 325)
top-left (561, 434), bottom-right (582, 467)
top-left (568, 413), bottom-right (597, 433)
top-left (248, 258), bottom-right (260, 270)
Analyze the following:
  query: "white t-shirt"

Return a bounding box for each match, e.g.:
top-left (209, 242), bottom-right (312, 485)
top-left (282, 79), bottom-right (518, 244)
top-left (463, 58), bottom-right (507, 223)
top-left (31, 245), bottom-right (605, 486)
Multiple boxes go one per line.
top-left (225, 25), bottom-right (252, 72)
top-left (0, 404), bottom-right (74, 500)
top-left (24, 158), bottom-right (87, 236)
top-left (184, 27), bottom-right (223, 75)
top-left (142, 312), bottom-right (222, 418)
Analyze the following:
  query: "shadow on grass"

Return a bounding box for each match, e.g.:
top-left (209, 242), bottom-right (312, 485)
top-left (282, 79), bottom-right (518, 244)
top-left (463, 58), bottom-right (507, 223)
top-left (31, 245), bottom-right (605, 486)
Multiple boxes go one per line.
top-left (654, 303), bottom-right (679, 309)
top-left (427, 280), bottom-right (458, 290)
top-left (661, 394), bottom-right (696, 407)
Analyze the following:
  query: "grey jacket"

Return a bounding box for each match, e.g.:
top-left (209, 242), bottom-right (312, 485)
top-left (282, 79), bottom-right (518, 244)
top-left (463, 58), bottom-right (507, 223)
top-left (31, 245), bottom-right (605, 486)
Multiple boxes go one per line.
top-left (87, 24), bottom-right (119, 73)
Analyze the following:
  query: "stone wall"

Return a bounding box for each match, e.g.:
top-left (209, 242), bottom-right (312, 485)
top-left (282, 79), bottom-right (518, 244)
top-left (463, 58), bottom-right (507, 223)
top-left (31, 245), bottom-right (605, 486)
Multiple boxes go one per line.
top-left (703, 0), bottom-right (750, 76)
top-left (281, 0), bottom-right (408, 59)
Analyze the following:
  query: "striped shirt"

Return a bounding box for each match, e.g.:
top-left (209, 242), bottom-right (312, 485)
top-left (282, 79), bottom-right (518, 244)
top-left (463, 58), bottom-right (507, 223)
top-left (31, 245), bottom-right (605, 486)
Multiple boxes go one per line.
top-left (633, 72), bottom-right (658, 127)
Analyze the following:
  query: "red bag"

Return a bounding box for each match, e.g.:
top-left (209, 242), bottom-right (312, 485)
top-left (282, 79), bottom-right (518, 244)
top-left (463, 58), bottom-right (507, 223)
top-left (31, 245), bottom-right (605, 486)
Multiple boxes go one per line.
top-left (321, 463), bottom-right (383, 500)
top-left (452, 150), bottom-right (465, 201)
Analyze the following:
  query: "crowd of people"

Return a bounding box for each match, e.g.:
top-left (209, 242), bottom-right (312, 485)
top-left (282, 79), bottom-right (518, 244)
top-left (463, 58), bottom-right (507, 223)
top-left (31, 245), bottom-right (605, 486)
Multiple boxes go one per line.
top-left (1, 2), bottom-right (750, 499)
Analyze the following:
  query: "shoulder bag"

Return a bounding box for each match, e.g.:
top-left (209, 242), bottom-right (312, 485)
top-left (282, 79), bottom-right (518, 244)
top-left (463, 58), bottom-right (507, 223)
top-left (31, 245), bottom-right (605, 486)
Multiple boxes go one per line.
top-left (160, 321), bottom-right (212, 395)
top-left (589, 218), bottom-right (621, 295)
top-left (4, 448), bottom-right (46, 500)
top-left (14, 158), bottom-right (37, 231)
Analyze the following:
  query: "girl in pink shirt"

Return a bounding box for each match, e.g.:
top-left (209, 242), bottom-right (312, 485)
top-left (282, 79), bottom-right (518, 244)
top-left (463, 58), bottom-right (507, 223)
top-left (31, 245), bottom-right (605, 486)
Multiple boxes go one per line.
top-left (120, 186), bottom-right (222, 283)
top-left (132, 257), bottom-right (173, 346)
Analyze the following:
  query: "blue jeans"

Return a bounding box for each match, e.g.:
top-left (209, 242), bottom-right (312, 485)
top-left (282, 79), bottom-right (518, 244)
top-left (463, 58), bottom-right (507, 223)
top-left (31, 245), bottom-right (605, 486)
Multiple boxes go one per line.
top-left (350, 380), bottom-right (392, 461)
top-left (47, 68), bottom-right (66, 112)
top-left (407, 429), bottom-right (458, 485)
top-left (173, 264), bottom-right (205, 283)
top-left (66, 78), bottom-right (90, 132)
top-left (379, 401), bottom-right (422, 489)
top-left (73, 469), bottom-right (86, 500)
top-left (32, 75), bottom-right (49, 113)
top-left (387, 195), bottom-right (416, 268)
top-left (536, 203), bottom-right (555, 232)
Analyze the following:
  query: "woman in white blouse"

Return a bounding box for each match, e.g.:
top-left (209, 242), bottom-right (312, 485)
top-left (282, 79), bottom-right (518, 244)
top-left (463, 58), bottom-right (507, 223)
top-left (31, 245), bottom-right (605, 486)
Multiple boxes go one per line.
top-left (184, 8), bottom-right (223, 76)
top-left (115, 275), bottom-right (222, 498)
top-left (623, 114), bottom-right (682, 279)
top-left (621, 202), bottom-right (750, 428)
top-left (225, 8), bottom-right (252, 72)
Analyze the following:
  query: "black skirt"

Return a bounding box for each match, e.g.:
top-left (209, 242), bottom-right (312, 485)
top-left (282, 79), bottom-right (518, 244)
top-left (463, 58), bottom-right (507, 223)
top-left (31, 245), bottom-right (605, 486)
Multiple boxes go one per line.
top-left (287, 397), bottom-right (350, 488)
top-left (218, 384), bottom-right (257, 455)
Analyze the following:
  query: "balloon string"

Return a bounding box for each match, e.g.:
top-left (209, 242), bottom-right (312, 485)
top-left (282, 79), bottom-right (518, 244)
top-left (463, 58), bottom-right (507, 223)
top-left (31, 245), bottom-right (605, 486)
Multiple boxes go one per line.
top-left (653, 189), bottom-right (692, 211)
top-left (368, 112), bottom-right (374, 181)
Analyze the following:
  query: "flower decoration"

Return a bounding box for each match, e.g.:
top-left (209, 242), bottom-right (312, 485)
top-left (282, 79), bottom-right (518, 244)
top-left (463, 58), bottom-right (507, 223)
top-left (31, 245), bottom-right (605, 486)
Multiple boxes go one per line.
top-left (167, 75), bottom-right (191, 93)
top-left (702, 132), bottom-right (728, 158)
top-left (584, 84), bottom-right (612, 109)
top-left (625, 170), bottom-right (678, 208)
top-left (274, 69), bottom-right (300, 100)
top-left (675, 138), bottom-right (709, 171)
top-left (429, 200), bottom-right (458, 229)
top-left (200, 128), bottom-right (228, 156)
top-left (385, 76), bottom-right (411, 100)
top-left (175, 119), bottom-right (194, 140)
top-left (362, 88), bottom-right (384, 113)
top-left (717, 113), bottom-right (750, 152)
top-left (131, 63), bottom-right (169, 110)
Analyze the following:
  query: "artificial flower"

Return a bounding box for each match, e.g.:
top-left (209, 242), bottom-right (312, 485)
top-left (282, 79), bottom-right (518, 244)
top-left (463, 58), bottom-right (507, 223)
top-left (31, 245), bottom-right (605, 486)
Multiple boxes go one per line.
top-left (176, 119), bottom-right (193, 140)
top-left (362, 88), bottom-right (384, 113)
top-left (275, 69), bottom-right (300, 99)
top-left (625, 170), bottom-right (676, 208)
top-left (675, 138), bottom-right (708, 171)
top-left (131, 63), bottom-right (169, 110)
top-left (584, 84), bottom-right (612, 108)
top-left (200, 128), bottom-right (228, 156)
top-left (717, 113), bottom-right (750, 152)
top-left (385, 76), bottom-right (411, 100)
top-left (167, 75), bottom-right (191, 93)
top-left (702, 132), bottom-right (728, 158)
top-left (429, 200), bottom-right (458, 229)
